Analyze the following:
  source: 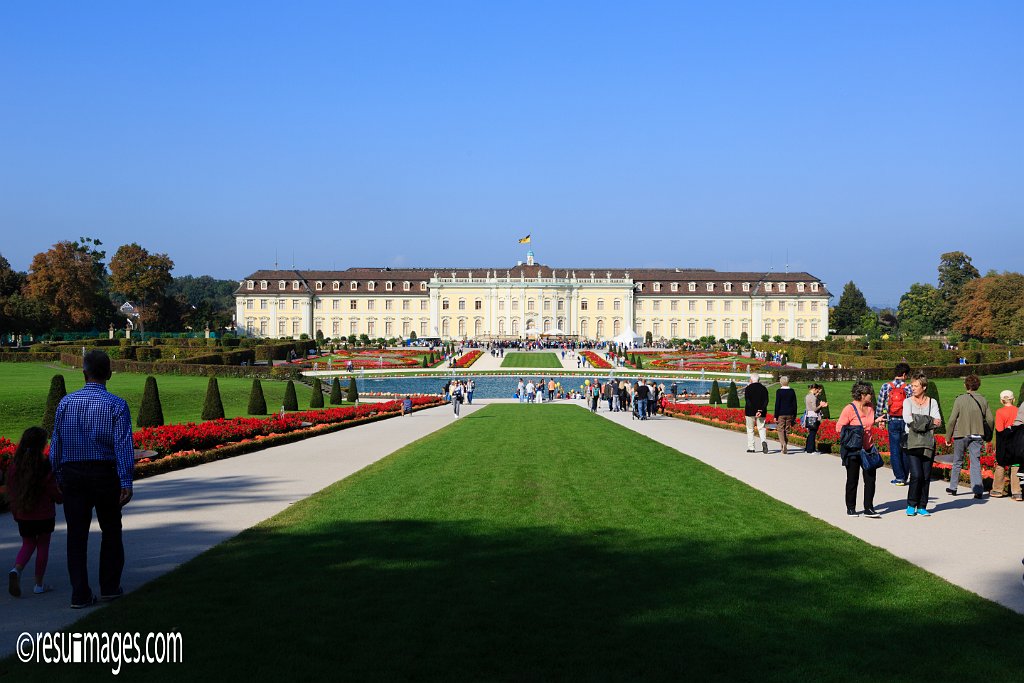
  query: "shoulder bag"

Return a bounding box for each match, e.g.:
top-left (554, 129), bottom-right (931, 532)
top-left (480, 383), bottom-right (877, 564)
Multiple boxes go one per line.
top-left (967, 394), bottom-right (994, 442)
top-left (850, 404), bottom-right (884, 471)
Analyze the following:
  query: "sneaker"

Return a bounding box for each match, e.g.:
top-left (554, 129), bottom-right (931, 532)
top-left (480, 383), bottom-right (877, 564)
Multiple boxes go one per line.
top-left (891, 478), bottom-right (901, 485)
top-left (864, 508), bottom-right (881, 518)
top-left (894, 480), bottom-right (908, 487)
top-left (846, 508), bottom-right (859, 516)
top-left (33, 584), bottom-right (53, 594)
top-left (8, 569), bottom-right (20, 598)
top-left (70, 594), bottom-right (97, 609)
top-left (745, 449), bottom-right (755, 453)
top-left (916, 508), bottom-right (931, 517)
top-left (762, 443), bottom-right (769, 454)
top-left (906, 506), bottom-right (916, 516)
top-left (945, 488), bottom-right (957, 496)
top-left (100, 587), bottom-right (124, 602)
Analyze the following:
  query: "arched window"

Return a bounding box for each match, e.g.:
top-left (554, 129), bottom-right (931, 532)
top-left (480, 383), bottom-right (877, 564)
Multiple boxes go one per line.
top-left (441, 319), bottom-right (450, 336)
top-left (511, 319), bottom-right (520, 336)
top-left (474, 319), bottom-right (483, 336)
top-left (596, 319), bottom-right (605, 337)
top-left (613, 319), bottom-right (621, 336)
top-left (498, 319), bottom-right (506, 335)
top-left (580, 319), bottom-right (589, 337)
top-left (458, 319), bottom-right (466, 336)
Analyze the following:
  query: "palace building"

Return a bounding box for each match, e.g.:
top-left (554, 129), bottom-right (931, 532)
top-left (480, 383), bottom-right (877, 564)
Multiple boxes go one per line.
top-left (234, 251), bottom-right (831, 342)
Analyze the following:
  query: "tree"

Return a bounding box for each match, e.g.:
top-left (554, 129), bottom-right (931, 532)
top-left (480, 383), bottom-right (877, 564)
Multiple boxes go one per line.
top-left (924, 381), bottom-right (946, 435)
top-left (283, 380), bottom-right (298, 411)
top-left (422, 355), bottom-right (429, 368)
top-left (739, 331), bottom-right (749, 345)
top-left (831, 282), bottom-right (869, 334)
top-left (635, 355), bottom-right (643, 369)
top-left (709, 380), bottom-right (722, 405)
top-left (936, 251), bottom-right (980, 330)
top-left (42, 374), bottom-right (67, 435)
top-left (645, 331), bottom-right (653, 345)
top-left (726, 381), bottom-right (740, 408)
top-left (859, 312), bottom-right (882, 341)
top-left (330, 377), bottom-right (343, 404)
top-left (138, 376), bottom-right (165, 427)
top-left (897, 283), bottom-right (941, 339)
top-left (24, 238), bottom-right (110, 329)
top-left (346, 377), bottom-right (359, 403)
top-left (202, 377), bottom-right (225, 420)
top-left (953, 272), bottom-right (1024, 342)
top-left (109, 243), bottom-right (175, 330)
top-left (248, 379), bottom-right (267, 415)
top-left (1018, 381), bottom-right (1024, 408)
top-left (409, 330), bottom-right (417, 340)
top-left (310, 378), bottom-right (324, 408)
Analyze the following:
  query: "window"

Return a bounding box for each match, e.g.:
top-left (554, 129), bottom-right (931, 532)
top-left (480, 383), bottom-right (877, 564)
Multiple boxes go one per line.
top-left (333, 320), bottom-right (340, 336)
top-left (742, 321), bottom-right (749, 335)
top-left (315, 281), bottom-right (323, 291)
top-left (597, 319), bottom-right (605, 337)
top-left (688, 282), bottom-right (696, 292)
top-left (420, 300), bottom-right (427, 311)
top-left (778, 321), bottom-right (787, 337)
top-left (385, 281), bottom-right (393, 291)
top-left (350, 299), bottom-right (357, 310)
top-left (669, 321), bottom-right (677, 337)
top-left (420, 321), bottom-right (428, 336)
top-left (724, 321), bottom-right (732, 337)
top-left (368, 282), bottom-right (375, 291)
top-left (597, 299), bottom-right (605, 311)
top-left (811, 301), bottom-right (819, 312)
top-left (512, 300), bottom-right (519, 311)
top-left (778, 283), bottom-right (786, 293)
top-left (474, 299), bottom-right (483, 310)
top-left (671, 282), bottom-right (678, 292)
top-left (797, 283), bottom-right (805, 293)
top-left (351, 282), bottom-right (358, 291)
top-left (442, 319), bottom-right (450, 336)
top-left (637, 283), bottom-right (644, 291)
top-left (350, 320), bottom-right (358, 335)
top-left (724, 282), bottom-right (732, 292)
top-left (765, 301), bottom-right (772, 312)
top-left (652, 321), bottom-right (660, 337)
top-left (580, 319), bottom-right (589, 337)
top-left (724, 300), bottom-right (731, 312)
top-left (557, 299), bottom-right (564, 310)
top-left (764, 283), bottom-right (772, 292)
top-left (292, 299), bottom-right (299, 309)
top-left (797, 301), bottom-right (805, 312)
top-left (764, 321), bottom-right (772, 336)
top-left (367, 320), bottom-right (375, 337)
top-left (688, 300), bottom-right (696, 312)
top-left (543, 299), bottom-right (551, 311)
top-left (260, 281), bottom-right (267, 290)
top-left (292, 320), bottom-right (300, 336)
top-left (333, 281), bottom-right (340, 291)
top-left (385, 300), bottom-right (394, 310)
top-left (403, 281), bottom-right (410, 291)
top-left (332, 299), bottom-right (340, 311)
top-left (653, 282), bottom-right (661, 292)
top-left (498, 299), bottom-right (505, 311)
top-left (279, 280), bottom-right (286, 289)
top-left (742, 283), bottom-right (750, 292)
top-left (706, 283), bottom-right (714, 292)
top-left (442, 299), bottom-right (450, 310)
top-left (402, 299), bottom-right (410, 311)
top-left (670, 300), bottom-right (678, 311)
top-left (797, 321), bottom-right (805, 337)
top-left (498, 319), bottom-right (506, 335)
top-left (742, 300), bottom-right (749, 312)
top-left (705, 300), bottom-right (713, 311)
top-left (367, 300), bottom-right (375, 311)
top-left (581, 299), bottom-right (588, 311)
top-left (688, 322), bottom-right (696, 337)
top-left (653, 301), bottom-right (660, 311)
top-left (475, 319), bottom-right (483, 336)
top-left (420, 282), bottom-right (427, 291)
top-left (811, 283), bottom-right (819, 292)
top-left (260, 299), bottom-right (267, 310)
top-left (314, 300), bottom-right (322, 311)
top-left (246, 299), bottom-right (253, 309)
top-left (613, 299), bottom-right (621, 311)
top-left (292, 281), bottom-right (299, 290)
top-left (279, 321), bottom-right (286, 336)
top-left (402, 320), bottom-right (411, 336)
top-left (385, 321), bottom-right (393, 335)
top-left (457, 319), bottom-right (466, 336)
top-left (811, 321), bottom-right (819, 337)
top-left (259, 319), bottom-right (268, 336)
top-left (247, 281), bottom-right (254, 290)
top-left (706, 321), bottom-right (714, 336)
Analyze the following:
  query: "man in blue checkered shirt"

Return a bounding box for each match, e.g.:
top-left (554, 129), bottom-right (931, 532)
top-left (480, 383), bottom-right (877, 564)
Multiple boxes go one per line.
top-left (51, 350), bottom-right (135, 609)
top-left (877, 362), bottom-right (913, 487)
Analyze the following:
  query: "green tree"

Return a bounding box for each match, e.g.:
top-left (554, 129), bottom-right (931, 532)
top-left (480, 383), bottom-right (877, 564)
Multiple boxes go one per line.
top-left (247, 379), bottom-right (267, 415)
top-left (330, 377), bottom-right (343, 404)
top-left (924, 381), bottom-right (946, 435)
top-left (282, 380), bottom-right (298, 411)
top-left (859, 312), bottom-right (882, 341)
top-left (936, 251), bottom-right (980, 330)
top-left (635, 355), bottom-right (643, 369)
top-left (897, 283), bottom-right (941, 339)
top-left (709, 380), bottom-right (722, 405)
top-left (202, 377), bottom-right (225, 420)
top-left (726, 381), bottom-right (740, 408)
top-left (346, 377), bottom-right (359, 403)
top-left (1018, 381), bottom-right (1024, 407)
top-left (310, 378), bottom-right (324, 408)
top-left (739, 331), bottom-right (749, 345)
top-left (138, 376), bottom-right (165, 427)
top-left (831, 282), bottom-right (870, 334)
top-left (422, 354), bottom-right (429, 368)
top-left (42, 374), bottom-right (67, 435)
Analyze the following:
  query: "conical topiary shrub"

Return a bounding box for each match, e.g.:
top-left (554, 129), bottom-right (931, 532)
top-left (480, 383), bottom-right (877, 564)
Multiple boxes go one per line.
top-left (422, 355), bottom-right (429, 368)
top-left (635, 355), bottom-right (643, 369)
top-left (330, 377), bottom-right (343, 404)
top-left (202, 377), bottom-right (225, 420)
top-left (138, 376), bottom-right (165, 427)
top-left (925, 381), bottom-right (946, 434)
top-left (283, 380), bottom-right (298, 411)
top-left (818, 386), bottom-right (831, 419)
top-left (248, 378), bottom-right (267, 415)
top-left (310, 377), bottom-right (324, 408)
top-left (1018, 381), bottom-right (1024, 407)
top-left (709, 380), bottom-right (722, 405)
top-left (42, 374), bottom-right (67, 435)
top-left (726, 381), bottom-right (740, 408)
top-left (346, 377), bottom-right (359, 403)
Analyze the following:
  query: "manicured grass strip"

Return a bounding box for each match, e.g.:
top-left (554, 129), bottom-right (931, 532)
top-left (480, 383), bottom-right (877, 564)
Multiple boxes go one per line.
top-left (499, 352), bottom-right (562, 368)
top-left (9, 405), bottom-right (1024, 681)
top-left (0, 363), bottom-right (346, 440)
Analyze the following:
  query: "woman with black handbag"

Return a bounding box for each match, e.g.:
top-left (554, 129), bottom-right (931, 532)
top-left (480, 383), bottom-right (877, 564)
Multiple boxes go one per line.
top-left (836, 382), bottom-right (885, 517)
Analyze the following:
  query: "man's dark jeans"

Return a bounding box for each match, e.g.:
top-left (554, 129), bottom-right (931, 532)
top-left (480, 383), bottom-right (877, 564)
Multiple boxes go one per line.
top-left (62, 461), bottom-right (124, 604)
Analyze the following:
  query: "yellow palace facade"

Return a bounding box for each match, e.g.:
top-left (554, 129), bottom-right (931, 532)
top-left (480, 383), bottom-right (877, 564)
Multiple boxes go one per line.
top-left (235, 253), bottom-right (831, 342)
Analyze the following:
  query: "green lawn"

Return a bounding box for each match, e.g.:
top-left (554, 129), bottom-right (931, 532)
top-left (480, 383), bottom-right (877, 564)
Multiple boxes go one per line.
top-left (762, 370), bottom-right (1024, 417)
top-left (10, 404), bottom-right (1023, 680)
top-left (500, 352), bottom-right (563, 368)
top-left (0, 363), bottom-right (338, 440)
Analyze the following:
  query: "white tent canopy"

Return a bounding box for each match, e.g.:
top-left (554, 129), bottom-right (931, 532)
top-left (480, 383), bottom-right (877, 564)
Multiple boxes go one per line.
top-left (612, 328), bottom-right (643, 345)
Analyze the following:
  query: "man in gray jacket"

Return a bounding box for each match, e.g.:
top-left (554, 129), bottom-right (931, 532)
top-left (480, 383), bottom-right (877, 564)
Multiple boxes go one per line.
top-left (945, 374), bottom-right (995, 499)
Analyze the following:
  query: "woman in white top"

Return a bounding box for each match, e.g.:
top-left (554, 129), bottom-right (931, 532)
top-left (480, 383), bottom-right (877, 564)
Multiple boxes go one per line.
top-left (902, 373), bottom-right (943, 516)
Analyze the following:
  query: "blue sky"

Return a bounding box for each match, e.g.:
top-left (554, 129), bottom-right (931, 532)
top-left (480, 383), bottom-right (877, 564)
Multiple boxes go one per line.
top-left (1, 1), bottom-right (1021, 307)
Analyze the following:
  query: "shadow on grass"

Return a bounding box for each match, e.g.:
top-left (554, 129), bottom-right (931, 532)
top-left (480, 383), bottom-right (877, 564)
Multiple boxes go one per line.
top-left (7, 518), bottom-right (1024, 681)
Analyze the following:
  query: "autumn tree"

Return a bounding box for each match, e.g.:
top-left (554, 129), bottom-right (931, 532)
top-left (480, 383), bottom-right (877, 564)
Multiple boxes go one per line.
top-left (24, 238), bottom-right (110, 329)
top-left (936, 251), bottom-right (980, 330)
top-left (953, 272), bottom-right (1024, 342)
top-left (109, 243), bottom-right (175, 328)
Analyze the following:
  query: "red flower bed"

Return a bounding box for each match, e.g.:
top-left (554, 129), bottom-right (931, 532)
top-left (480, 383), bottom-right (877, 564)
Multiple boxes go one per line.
top-left (0, 437), bottom-right (15, 474)
top-left (581, 351), bottom-right (613, 369)
top-left (452, 350), bottom-right (483, 368)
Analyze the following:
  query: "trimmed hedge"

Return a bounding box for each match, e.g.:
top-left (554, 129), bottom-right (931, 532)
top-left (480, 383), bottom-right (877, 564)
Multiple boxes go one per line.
top-left (785, 356), bottom-right (1024, 384)
top-left (0, 352), bottom-right (60, 362)
top-left (42, 374), bottom-right (67, 435)
top-left (202, 377), bottom-right (226, 420)
top-left (138, 376), bottom-right (165, 427)
top-left (60, 353), bottom-right (301, 380)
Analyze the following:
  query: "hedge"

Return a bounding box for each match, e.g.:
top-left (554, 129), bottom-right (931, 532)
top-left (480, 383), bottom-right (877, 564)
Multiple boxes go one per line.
top-left (0, 352), bottom-right (60, 362)
top-left (784, 356), bottom-right (1024, 383)
top-left (60, 353), bottom-right (301, 380)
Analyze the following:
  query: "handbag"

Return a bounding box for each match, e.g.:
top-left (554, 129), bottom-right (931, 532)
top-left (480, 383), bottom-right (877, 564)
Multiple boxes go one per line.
top-left (967, 394), bottom-right (994, 442)
top-left (858, 446), bottom-right (885, 471)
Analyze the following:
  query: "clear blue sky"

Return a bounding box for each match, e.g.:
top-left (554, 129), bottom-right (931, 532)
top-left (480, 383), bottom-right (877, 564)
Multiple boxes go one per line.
top-left (2, 1), bottom-right (1021, 307)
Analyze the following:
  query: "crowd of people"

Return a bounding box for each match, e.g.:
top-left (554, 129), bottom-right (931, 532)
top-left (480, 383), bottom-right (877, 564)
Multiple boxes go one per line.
top-left (742, 363), bottom-right (1024, 519)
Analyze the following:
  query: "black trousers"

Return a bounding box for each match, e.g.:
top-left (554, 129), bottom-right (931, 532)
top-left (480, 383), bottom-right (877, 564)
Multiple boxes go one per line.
top-left (906, 448), bottom-right (934, 508)
top-left (805, 422), bottom-right (819, 452)
top-left (62, 461), bottom-right (124, 604)
top-left (844, 453), bottom-right (876, 510)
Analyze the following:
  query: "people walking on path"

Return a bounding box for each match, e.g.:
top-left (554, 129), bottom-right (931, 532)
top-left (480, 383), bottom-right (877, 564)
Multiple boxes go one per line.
top-left (879, 363), bottom-right (913, 486)
top-left (774, 376), bottom-right (797, 454)
top-left (945, 374), bottom-right (995, 499)
top-left (991, 390), bottom-right (1021, 500)
top-left (50, 350), bottom-right (135, 608)
top-left (465, 379), bottom-right (475, 405)
top-left (526, 380), bottom-right (536, 403)
top-left (803, 384), bottom-right (826, 453)
top-left (7, 427), bottom-right (62, 598)
top-left (604, 380), bottom-right (615, 412)
top-left (836, 382), bottom-right (884, 518)
top-left (634, 380), bottom-right (649, 419)
top-left (743, 374), bottom-right (769, 453)
top-left (518, 379), bottom-right (525, 403)
top-left (901, 373), bottom-right (942, 516)
top-left (451, 380), bottom-right (463, 417)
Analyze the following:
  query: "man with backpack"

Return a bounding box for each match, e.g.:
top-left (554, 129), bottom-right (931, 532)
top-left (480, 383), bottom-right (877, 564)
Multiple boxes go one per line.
top-left (945, 374), bottom-right (995, 499)
top-left (878, 363), bottom-right (914, 486)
